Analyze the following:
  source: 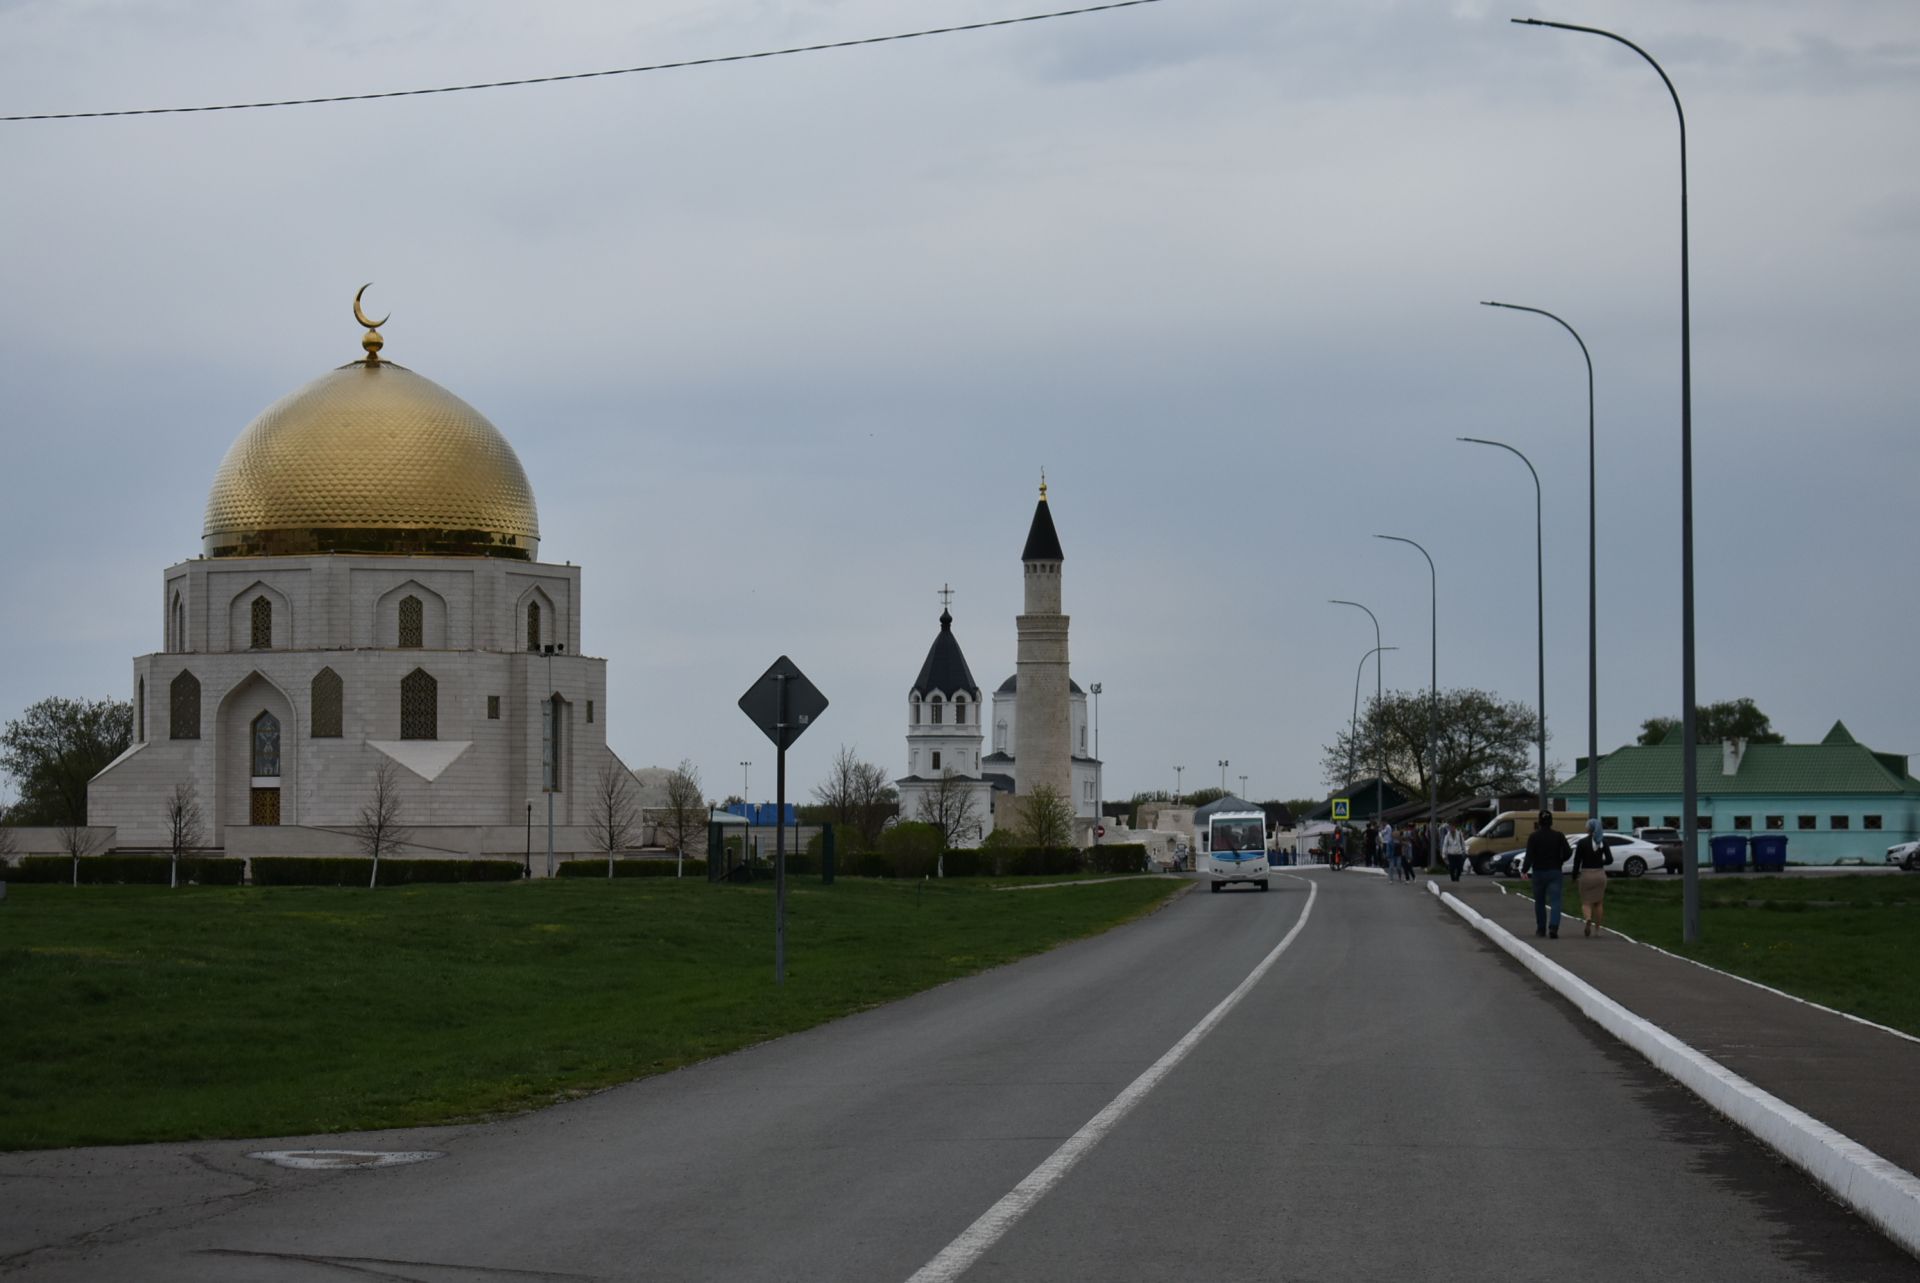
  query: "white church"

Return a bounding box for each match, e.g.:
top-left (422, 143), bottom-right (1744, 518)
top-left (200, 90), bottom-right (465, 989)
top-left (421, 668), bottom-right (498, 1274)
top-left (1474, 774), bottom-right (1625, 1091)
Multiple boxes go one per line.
top-left (88, 296), bottom-right (626, 862)
top-left (895, 485), bottom-right (1101, 846)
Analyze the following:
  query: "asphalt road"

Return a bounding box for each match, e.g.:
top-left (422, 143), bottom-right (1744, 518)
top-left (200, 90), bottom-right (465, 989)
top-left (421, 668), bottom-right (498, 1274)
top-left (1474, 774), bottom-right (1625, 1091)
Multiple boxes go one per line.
top-left (4, 872), bottom-right (1915, 1281)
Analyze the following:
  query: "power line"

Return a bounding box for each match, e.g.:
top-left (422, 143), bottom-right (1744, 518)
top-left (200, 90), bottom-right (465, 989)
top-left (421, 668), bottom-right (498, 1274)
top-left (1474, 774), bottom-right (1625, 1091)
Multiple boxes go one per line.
top-left (3, 0), bottom-right (1167, 123)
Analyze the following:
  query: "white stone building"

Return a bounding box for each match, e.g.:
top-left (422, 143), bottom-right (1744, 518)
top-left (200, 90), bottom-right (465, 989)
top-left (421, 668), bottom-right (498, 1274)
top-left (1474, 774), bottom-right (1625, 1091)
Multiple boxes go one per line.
top-left (895, 606), bottom-right (998, 846)
top-left (88, 302), bottom-right (626, 863)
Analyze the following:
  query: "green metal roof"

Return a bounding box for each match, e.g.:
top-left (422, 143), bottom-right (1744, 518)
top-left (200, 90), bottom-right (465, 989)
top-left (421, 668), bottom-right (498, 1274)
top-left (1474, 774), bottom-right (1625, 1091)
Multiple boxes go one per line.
top-left (1555, 737), bottom-right (1920, 798)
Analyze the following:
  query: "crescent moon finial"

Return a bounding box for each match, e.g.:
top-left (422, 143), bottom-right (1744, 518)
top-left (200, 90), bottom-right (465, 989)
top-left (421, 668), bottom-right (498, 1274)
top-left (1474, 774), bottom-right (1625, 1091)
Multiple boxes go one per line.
top-left (353, 283), bottom-right (391, 363)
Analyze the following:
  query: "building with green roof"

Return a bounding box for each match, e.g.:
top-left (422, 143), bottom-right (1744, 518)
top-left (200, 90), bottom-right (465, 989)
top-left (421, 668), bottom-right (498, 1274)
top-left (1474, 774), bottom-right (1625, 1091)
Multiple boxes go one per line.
top-left (1551, 721), bottom-right (1920, 864)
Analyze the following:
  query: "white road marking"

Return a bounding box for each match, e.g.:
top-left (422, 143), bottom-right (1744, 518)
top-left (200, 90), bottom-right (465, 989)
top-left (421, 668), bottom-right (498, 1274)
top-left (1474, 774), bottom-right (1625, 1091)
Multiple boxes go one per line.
top-left (904, 876), bottom-right (1318, 1283)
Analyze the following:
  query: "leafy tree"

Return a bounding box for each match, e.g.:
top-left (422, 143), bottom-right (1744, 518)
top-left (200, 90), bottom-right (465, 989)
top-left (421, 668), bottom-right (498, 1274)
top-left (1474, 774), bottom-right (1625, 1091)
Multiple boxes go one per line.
top-left (1280, 799), bottom-right (1321, 823)
top-left (590, 760), bottom-right (639, 878)
top-left (1637, 698), bottom-right (1785, 747)
top-left (0, 697), bottom-right (132, 825)
top-left (1322, 688), bottom-right (1541, 803)
top-left (879, 820), bottom-right (943, 863)
top-left (810, 744), bottom-right (897, 850)
top-left (1180, 787), bottom-right (1226, 810)
top-left (0, 811), bottom-right (16, 859)
top-left (914, 770), bottom-right (982, 871)
top-left (1017, 782), bottom-right (1075, 849)
top-left (164, 782), bottom-right (205, 889)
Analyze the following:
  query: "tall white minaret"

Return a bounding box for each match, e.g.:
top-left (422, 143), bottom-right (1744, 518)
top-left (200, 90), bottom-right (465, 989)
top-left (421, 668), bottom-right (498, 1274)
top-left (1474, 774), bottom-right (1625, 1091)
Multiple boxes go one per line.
top-left (1013, 477), bottom-right (1072, 804)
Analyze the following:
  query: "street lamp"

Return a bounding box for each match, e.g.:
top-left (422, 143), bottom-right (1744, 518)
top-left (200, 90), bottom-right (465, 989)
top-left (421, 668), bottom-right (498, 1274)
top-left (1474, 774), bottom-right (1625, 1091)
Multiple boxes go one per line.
top-left (1331, 600), bottom-right (1386, 826)
top-left (1174, 765), bottom-right (1184, 803)
top-left (1481, 300), bottom-right (1600, 835)
top-left (1349, 646), bottom-right (1398, 793)
top-left (1089, 682), bottom-right (1102, 829)
top-left (1458, 436), bottom-right (1547, 812)
top-left (1376, 535), bottom-right (1437, 861)
top-left (542, 643), bottom-right (562, 877)
top-left (1218, 759), bottom-right (1229, 793)
top-left (524, 801), bottom-right (532, 880)
top-left (1328, 595), bottom-right (1390, 825)
top-left (1512, 15), bottom-right (1699, 941)
top-left (740, 761), bottom-right (752, 804)
top-left (1238, 774), bottom-right (1248, 800)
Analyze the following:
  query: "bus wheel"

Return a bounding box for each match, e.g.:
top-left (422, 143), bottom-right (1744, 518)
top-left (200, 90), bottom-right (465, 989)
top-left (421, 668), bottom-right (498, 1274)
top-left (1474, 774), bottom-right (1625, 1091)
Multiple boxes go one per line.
top-left (1210, 882), bottom-right (1221, 893)
top-left (1258, 879), bottom-right (1269, 891)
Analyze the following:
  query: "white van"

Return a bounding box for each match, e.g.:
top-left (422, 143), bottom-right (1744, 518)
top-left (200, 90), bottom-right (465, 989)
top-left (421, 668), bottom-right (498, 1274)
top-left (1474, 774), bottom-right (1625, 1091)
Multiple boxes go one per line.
top-left (1207, 811), bottom-right (1270, 892)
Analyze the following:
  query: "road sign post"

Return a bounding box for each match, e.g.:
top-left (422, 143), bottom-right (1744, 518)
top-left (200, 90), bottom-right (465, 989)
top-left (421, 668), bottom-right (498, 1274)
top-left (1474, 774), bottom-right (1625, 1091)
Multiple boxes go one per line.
top-left (738, 656), bottom-right (828, 986)
top-left (1332, 798), bottom-right (1350, 822)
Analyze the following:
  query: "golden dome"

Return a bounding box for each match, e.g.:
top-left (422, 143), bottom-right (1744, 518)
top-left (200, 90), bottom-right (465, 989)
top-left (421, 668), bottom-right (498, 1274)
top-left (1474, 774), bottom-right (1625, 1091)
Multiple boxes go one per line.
top-left (203, 334), bottom-right (540, 561)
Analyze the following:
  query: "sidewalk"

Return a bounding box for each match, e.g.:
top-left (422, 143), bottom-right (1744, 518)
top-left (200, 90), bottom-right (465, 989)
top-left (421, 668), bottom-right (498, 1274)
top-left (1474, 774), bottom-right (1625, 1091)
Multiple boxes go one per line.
top-left (1436, 877), bottom-right (1920, 1251)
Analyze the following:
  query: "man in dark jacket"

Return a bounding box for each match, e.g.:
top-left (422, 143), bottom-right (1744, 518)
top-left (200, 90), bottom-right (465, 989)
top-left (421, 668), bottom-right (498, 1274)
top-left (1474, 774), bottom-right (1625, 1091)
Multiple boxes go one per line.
top-left (1523, 812), bottom-right (1571, 938)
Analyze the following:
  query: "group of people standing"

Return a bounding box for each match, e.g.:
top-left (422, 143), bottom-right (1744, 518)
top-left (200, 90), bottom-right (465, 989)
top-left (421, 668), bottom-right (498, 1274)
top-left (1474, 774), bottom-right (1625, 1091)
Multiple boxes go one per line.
top-left (1328, 818), bottom-right (1471, 881)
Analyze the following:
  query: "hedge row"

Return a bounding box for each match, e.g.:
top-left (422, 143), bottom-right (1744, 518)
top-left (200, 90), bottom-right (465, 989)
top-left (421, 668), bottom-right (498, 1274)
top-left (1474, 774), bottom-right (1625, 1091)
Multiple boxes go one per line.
top-left (556, 858), bottom-right (710, 878)
top-left (249, 857), bottom-right (525, 886)
top-left (843, 843), bottom-right (1150, 880)
top-left (8, 855), bottom-right (245, 886)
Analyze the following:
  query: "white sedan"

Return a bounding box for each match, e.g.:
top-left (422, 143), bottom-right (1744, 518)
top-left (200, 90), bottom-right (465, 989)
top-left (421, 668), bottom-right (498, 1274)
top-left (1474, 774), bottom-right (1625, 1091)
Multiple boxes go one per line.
top-left (1522, 832), bottom-right (1664, 879)
top-left (1888, 840), bottom-right (1920, 872)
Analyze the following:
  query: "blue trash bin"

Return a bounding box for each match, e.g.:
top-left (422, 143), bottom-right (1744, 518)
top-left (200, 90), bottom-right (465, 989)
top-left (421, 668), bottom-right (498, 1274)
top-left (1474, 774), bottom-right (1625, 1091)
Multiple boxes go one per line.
top-left (1709, 834), bottom-right (1749, 872)
top-left (1750, 834), bottom-right (1787, 872)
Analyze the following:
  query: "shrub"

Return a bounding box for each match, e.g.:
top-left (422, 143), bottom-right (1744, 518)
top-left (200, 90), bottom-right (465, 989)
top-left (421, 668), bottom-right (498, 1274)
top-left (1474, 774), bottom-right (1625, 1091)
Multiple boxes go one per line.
top-left (852, 852), bottom-right (892, 878)
top-left (1003, 847), bottom-right (1083, 876)
top-left (938, 849), bottom-right (991, 878)
top-left (557, 858), bottom-right (710, 878)
top-left (1088, 844), bottom-right (1149, 875)
top-left (250, 857), bottom-right (524, 886)
top-left (11, 855), bottom-right (243, 885)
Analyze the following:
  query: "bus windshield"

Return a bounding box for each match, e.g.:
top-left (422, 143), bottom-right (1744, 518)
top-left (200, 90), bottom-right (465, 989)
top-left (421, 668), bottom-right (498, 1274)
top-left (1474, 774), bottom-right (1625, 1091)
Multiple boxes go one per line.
top-left (1210, 818), bottom-right (1265, 854)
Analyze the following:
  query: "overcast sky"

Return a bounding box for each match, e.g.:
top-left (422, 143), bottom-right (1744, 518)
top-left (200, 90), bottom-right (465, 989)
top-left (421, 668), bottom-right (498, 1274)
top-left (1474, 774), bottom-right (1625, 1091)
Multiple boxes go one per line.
top-left (2, 0), bottom-right (1915, 809)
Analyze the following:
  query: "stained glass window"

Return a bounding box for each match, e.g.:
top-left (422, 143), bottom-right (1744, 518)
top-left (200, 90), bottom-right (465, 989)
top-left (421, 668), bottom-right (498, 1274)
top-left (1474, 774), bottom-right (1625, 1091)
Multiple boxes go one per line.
top-left (401, 668), bottom-right (437, 740)
top-left (527, 601), bottom-right (542, 652)
top-left (250, 596), bottom-right (272, 649)
top-left (169, 671), bottom-right (200, 739)
top-left (311, 668), bottom-right (342, 737)
top-left (251, 711), bottom-right (281, 777)
top-left (398, 595), bottom-right (423, 649)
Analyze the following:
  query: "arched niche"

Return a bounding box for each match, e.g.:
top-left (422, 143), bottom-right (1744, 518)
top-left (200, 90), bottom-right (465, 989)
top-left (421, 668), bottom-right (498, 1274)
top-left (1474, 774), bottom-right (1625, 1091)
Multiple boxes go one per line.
top-left (216, 671), bottom-right (297, 831)
top-left (516, 584), bottom-right (558, 653)
top-left (376, 580), bottom-right (448, 649)
top-left (226, 581), bottom-right (291, 652)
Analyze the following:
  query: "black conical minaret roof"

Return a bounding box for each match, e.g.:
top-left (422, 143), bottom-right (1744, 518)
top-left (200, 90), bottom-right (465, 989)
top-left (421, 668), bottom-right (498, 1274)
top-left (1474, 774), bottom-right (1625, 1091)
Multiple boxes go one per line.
top-left (911, 609), bottom-right (981, 699)
top-left (1021, 491), bottom-right (1064, 562)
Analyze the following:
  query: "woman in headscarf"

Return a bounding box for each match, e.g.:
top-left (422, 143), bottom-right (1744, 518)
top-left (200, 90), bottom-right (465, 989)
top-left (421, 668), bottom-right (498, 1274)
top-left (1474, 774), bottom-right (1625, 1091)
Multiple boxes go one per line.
top-left (1572, 817), bottom-right (1611, 937)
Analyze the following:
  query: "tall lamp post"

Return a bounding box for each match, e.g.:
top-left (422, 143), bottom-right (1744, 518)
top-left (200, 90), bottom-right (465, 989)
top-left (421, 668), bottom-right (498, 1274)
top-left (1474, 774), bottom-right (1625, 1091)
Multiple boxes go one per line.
top-left (542, 643), bottom-right (561, 877)
top-left (1331, 599), bottom-right (1385, 825)
top-left (1239, 774), bottom-right (1249, 800)
top-left (1218, 759), bottom-right (1229, 793)
top-left (1089, 682), bottom-right (1102, 827)
top-left (524, 801), bottom-right (532, 879)
top-left (1349, 646), bottom-right (1398, 792)
top-left (1376, 535), bottom-right (1438, 860)
top-left (740, 761), bottom-right (752, 804)
top-left (1512, 15), bottom-right (1698, 941)
top-left (1481, 300), bottom-right (1599, 832)
top-left (1459, 436), bottom-right (1547, 811)
top-left (1174, 764), bottom-right (1184, 803)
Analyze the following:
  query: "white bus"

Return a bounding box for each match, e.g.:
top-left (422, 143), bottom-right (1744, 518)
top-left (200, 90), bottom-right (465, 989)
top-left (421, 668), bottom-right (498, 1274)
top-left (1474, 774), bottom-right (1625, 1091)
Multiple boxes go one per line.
top-left (1207, 810), bottom-right (1269, 893)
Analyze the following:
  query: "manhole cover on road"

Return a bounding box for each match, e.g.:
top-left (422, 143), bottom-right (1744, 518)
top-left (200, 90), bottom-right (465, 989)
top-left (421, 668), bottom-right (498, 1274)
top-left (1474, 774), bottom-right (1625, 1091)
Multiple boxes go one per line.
top-left (248, 1149), bottom-right (445, 1170)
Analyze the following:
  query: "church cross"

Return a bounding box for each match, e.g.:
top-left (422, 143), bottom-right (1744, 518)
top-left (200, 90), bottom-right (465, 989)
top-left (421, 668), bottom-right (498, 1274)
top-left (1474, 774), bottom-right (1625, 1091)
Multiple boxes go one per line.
top-left (938, 583), bottom-right (955, 609)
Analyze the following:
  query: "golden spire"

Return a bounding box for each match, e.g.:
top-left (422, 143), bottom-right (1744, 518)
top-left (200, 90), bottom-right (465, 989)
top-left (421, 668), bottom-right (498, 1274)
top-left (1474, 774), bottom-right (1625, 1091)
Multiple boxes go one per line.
top-left (353, 283), bottom-right (391, 364)
top-left (1039, 468), bottom-right (1048, 501)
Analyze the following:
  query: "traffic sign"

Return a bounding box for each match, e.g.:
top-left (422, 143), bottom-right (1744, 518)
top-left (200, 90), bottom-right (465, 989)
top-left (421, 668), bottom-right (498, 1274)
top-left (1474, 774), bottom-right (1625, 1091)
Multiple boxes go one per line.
top-left (1331, 798), bottom-right (1350, 821)
top-left (1095, 824), bottom-right (1106, 838)
top-left (737, 656), bottom-right (828, 751)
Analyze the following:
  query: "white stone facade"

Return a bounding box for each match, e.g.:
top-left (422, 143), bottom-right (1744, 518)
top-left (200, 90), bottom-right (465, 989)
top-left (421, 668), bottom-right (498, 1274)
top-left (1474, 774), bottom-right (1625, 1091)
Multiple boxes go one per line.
top-left (92, 552), bottom-right (620, 859)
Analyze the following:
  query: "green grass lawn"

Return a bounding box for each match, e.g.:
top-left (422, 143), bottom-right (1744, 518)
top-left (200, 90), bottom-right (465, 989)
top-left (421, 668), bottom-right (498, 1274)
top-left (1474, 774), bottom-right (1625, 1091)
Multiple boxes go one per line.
top-left (1506, 874), bottom-right (1920, 1037)
top-left (0, 875), bottom-right (1179, 1151)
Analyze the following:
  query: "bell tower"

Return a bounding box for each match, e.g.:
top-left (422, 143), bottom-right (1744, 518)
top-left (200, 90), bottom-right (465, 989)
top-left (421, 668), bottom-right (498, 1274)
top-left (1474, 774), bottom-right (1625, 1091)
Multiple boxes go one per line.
top-left (1013, 477), bottom-right (1072, 804)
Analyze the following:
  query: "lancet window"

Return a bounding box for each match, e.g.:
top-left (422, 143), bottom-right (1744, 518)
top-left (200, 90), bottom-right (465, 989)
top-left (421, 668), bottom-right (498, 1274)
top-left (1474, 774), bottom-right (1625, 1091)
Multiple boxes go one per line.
top-left (311, 668), bottom-right (343, 737)
top-left (251, 711), bottom-right (281, 778)
top-left (250, 596), bottom-right (272, 649)
top-left (169, 671), bottom-right (201, 740)
top-left (401, 668), bottom-right (438, 740)
top-left (526, 602), bottom-right (541, 652)
top-left (398, 595), bottom-right (424, 649)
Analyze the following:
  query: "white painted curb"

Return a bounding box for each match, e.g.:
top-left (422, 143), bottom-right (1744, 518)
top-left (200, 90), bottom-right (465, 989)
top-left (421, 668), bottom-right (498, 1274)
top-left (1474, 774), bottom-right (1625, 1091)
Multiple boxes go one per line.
top-left (1430, 881), bottom-right (1920, 1259)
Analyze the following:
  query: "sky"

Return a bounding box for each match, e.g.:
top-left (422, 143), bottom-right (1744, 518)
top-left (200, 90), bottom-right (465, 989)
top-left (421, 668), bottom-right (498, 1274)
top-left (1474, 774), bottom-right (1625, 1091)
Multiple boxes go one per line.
top-left (1, 0), bottom-right (1916, 809)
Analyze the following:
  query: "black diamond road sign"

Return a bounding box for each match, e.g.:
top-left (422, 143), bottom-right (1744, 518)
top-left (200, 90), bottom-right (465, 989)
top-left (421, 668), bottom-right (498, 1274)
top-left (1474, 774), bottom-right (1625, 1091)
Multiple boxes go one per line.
top-left (738, 655), bottom-right (828, 751)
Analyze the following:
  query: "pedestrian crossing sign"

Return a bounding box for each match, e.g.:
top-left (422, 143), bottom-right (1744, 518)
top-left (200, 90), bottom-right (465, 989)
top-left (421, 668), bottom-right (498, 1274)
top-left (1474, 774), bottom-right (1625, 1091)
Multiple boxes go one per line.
top-left (1332, 798), bottom-right (1350, 821)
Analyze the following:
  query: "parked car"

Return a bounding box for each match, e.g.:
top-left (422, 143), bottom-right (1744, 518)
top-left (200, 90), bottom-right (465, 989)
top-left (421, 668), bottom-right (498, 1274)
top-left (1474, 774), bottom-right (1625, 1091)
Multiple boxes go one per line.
top-left (1635, 826), bottom-right (1684, 873)
top-left (1888, 840), bottom-right (1920, 872)
top-left (1485, 847), bottom-right (1527, 877)
top-left (1517, 832), bottom-right (1664, 878)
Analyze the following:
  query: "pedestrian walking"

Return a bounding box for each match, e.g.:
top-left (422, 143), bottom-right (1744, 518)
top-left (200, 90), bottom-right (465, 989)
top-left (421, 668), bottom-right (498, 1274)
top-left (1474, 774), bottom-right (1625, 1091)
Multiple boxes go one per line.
top-left (1364, 821), bottom-right (1379, 869)
top-left (1523, 811), bottom-right (1571, 938)
top-left (1443, 822), bottom-right (1467, 882)
top-left (1572, 817), bottom-right (1611, 937)
top-left (1381, 821), bottom-right (1397, 881)
top-left (1410, 826), bottom-right (1429, 880)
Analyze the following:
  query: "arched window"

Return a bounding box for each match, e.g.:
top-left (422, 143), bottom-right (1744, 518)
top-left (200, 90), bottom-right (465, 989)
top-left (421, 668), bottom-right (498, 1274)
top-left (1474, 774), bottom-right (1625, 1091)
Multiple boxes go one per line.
top-left (954, 696), bottom-right (967, 726)
top-left (311, 667), bottom-right (343, 738)
top-left (169, 592), bottom-right (184, 652)
top-left (526, 601), bottom-right (542, 652)
top-left (930, 694), bottom-right (943, 726)
top-left (398, 595), bottom-right (424, 649)
top-left (250, 596), bottom-right (272, 649)
top-left (910, 694), bottom-right (921, 725)
top-left (400, 668), bottom-right (437, 740)
top-left (136, 676), bottom-right (145, 742)
top-left (251, 711), bottom-right (281, 777)
top-left (542, 693), bottom-right (565, 791)
top-left (169, 671), bottom-right (200, 740)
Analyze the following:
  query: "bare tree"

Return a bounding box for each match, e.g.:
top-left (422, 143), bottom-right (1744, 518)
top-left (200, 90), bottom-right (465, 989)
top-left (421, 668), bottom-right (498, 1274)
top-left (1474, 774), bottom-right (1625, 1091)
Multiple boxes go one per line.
top-left (1017, 782), bottom-right (1075, 850)
top-left (811, 744), bottom-right (896, 850)
top-left (915, 770), bottom-right (981, 875)
top-left (591, 758), bottom-right (639, 879)
top-left (661, 758), bottom-right (706, 877)
top-left (352, 758), bottom-right (412, 887)
top-left (163, 781), bottom-right (205, 889)
top-left (59, 820), bottom-right (100, 886)
top-left (0, 808), bottom-right (16, 863)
